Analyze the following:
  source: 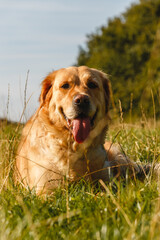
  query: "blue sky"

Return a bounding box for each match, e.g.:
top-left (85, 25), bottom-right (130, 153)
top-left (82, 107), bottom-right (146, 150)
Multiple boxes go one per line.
top-left (0, 0), bottom-right (137, 121)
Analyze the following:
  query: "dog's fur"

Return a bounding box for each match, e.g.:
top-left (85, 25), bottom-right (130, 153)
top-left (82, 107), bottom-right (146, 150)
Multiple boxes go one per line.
top-left (15, 66), bottom-right (146, 194)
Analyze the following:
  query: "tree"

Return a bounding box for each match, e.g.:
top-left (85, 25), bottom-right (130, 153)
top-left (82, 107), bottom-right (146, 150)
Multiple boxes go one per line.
top-left (76, 0), bottom-right (160, 118)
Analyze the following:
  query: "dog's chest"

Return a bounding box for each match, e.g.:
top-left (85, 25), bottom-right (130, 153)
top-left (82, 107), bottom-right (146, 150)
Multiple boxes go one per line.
top-left (32, 128), bottom-right (106, 181)
top-left (38, 133), bottom-right (83, 170)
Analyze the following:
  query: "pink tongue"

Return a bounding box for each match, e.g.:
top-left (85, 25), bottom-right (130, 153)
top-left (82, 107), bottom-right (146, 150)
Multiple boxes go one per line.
top-left (72, 117), bottom-right (91, 143)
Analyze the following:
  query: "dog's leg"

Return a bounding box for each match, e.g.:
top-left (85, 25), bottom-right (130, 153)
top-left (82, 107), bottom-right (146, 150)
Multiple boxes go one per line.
top-left (137, 163), bottom-right (160, 179)
top-left (102, 142), bottom-right (160, 182)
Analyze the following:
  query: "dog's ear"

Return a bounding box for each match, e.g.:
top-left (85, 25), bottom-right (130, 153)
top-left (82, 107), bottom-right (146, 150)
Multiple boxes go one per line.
top-left (39, 72), bottom-right (55, 106)
top-left (100, 71), bottom-right (110, 113)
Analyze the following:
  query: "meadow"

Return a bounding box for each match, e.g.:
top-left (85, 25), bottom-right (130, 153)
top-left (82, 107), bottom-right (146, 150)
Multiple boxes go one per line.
top-left (0, 117), bottom-right (160, 240)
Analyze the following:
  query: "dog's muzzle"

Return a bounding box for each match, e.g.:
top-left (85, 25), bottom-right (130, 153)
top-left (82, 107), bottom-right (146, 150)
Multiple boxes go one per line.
top-left (61, 94), bottom-right (98, 144)
top-left (72, 94), bottom-right (90, 116)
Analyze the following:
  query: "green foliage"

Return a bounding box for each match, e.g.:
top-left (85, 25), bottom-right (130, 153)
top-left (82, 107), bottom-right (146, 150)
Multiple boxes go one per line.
top-left (0, 181), bottom-right (160, 240)
top-left (76, 0), bottom-right (160, 118)
top-left (0, 120), bottom-right (22, 185)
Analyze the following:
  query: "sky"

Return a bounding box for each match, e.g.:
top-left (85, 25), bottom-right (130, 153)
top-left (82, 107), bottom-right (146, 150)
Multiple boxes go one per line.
top-left (0, 0), bottom-right (137, 122)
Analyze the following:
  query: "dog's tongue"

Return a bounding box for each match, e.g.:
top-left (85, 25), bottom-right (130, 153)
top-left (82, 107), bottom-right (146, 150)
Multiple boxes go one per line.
top-left (72, 117), bottom-right (90, 143)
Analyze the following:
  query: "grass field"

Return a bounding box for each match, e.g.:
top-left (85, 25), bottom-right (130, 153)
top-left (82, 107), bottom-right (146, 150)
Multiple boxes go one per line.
top-left (0, 118), bottom-right (160, 240)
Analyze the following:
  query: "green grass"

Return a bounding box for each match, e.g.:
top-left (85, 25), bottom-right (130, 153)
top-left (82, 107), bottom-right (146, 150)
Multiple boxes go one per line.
top-left (0, 119), bottom-right (160, 240)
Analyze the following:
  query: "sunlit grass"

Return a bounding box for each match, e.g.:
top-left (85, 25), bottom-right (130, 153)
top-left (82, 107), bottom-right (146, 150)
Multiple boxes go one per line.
top-left (0, 119), bottom-right (160, 239)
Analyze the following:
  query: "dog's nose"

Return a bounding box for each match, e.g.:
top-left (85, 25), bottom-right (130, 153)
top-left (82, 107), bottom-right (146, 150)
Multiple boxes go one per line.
top-left (73, 94), bottom-right (90, 107)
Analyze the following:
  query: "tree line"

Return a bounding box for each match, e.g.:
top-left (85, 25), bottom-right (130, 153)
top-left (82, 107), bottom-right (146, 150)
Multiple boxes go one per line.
top-left (76, 0), bottom-right (160, 119)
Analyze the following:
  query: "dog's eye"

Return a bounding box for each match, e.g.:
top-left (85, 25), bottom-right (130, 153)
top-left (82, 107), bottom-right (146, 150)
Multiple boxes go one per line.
top-left (87, 81), bottom-right (98, 89)
top-left (61, 83), bottom-right (70, 89)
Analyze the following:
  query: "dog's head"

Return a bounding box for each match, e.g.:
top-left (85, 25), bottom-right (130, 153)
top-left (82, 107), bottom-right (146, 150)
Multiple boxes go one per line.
top-left (40, 66), bottom-right (110, 144)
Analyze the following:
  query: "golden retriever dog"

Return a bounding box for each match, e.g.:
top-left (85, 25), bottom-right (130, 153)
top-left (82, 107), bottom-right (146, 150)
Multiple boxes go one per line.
top-left (15, 66), bottom-right (148, 194)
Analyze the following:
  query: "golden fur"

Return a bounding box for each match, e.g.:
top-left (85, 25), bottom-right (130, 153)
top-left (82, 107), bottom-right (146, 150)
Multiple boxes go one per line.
top-left (15, 66), bottom-right (140, 194)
